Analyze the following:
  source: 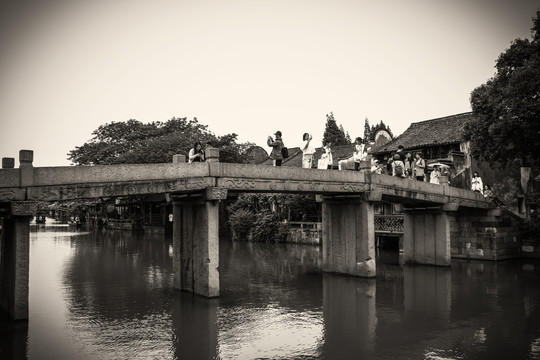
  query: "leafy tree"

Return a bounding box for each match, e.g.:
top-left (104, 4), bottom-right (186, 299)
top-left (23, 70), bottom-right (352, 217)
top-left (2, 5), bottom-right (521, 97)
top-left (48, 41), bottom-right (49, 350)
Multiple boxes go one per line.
top-left (68, 117), bottom-right (253, 165)
top-left (322, 112), bottom-right (349, 146)
top-left (465, 10), bottom-right (540, 167)
top-left (345, 131), bottom-right (352, 144)
top-left (364, 118), bottom-right (371, 142)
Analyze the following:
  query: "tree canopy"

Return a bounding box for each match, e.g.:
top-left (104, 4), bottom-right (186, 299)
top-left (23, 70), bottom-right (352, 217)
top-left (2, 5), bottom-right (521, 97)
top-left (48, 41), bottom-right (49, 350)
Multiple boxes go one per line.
top-left (68, 117), bottom-right (253, 165)
top-left (465, 10), bottom-right (540, 167)
top-left (322, 112), bottom-right (350, 146)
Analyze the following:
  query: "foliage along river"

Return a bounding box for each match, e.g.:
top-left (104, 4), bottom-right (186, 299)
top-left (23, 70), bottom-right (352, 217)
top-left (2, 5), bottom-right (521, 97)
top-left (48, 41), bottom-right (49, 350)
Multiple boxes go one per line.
top-left (1, 221), bottom-right (540, 360)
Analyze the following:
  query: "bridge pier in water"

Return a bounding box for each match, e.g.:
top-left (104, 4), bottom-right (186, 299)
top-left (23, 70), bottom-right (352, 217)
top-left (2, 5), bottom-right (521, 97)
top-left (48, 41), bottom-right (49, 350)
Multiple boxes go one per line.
top-left (172, 187), bottom-right (227, 298)
top-left (321, 192), bottom-right (380, 278)
top-left (402, 204), bottom-right (455, 266)
top-left (0, 202), bottom-right (37, 321)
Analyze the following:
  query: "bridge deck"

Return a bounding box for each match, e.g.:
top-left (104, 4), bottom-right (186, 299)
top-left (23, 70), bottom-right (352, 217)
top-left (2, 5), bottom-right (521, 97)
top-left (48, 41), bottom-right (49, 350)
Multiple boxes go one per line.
top-left (0, 161), bottom-right (489, 209)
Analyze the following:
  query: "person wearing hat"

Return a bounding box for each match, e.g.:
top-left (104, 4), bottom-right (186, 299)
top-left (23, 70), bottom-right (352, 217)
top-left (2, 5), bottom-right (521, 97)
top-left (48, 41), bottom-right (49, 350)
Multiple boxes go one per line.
top-left (370, 158), bottom-right (382, 174)
top-left (267, 131), bottom-right (285, 166)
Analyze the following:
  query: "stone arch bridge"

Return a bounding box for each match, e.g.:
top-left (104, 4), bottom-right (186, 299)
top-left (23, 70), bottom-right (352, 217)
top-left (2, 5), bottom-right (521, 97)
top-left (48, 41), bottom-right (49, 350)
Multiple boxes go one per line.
top-left (0, 150), bottom-right (518, 320)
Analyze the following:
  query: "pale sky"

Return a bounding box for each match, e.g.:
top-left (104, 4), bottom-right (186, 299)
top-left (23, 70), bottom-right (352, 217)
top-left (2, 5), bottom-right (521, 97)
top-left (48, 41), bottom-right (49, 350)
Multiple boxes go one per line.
top-left (1, 0), bottom-right (538, 166)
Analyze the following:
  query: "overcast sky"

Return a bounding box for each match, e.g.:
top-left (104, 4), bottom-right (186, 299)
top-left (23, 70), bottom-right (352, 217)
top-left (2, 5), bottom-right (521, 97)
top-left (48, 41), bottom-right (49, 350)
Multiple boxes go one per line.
top-left (0, 0), bottom-right (538, 166)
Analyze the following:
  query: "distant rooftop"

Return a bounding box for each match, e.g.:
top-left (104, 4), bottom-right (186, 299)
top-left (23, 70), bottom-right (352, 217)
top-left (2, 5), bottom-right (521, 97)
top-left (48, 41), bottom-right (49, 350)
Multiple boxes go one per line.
top-left (371, 112), bottom-right (476, 154)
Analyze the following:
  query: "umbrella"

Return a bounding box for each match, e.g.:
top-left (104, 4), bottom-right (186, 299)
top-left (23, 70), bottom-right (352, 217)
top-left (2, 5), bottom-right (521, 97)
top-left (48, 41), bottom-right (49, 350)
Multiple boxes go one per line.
top-left (428, 162), bottom-right (451, 168)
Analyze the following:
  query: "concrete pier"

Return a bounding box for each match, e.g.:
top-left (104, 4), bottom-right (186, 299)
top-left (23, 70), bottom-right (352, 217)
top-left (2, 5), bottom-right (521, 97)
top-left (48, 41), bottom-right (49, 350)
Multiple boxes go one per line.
top-left (0, 204), bottom-right (36, 321)
top-left (403, 206), bottom-right (452, 266)
top-left (322, 192), bottom-right (379, 278)
top-left (172, 188), bottom-right (227, 298)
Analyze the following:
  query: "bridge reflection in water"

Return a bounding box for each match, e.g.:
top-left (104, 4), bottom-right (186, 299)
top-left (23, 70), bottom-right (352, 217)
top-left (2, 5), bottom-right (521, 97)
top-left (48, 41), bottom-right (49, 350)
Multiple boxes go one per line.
top-left (1, 225), bottom-right (540, 360)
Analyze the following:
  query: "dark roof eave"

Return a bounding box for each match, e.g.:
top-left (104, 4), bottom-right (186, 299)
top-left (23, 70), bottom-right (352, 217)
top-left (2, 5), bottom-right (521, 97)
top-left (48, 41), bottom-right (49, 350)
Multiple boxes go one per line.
top-left (371, 140), bottom-right (464, 155)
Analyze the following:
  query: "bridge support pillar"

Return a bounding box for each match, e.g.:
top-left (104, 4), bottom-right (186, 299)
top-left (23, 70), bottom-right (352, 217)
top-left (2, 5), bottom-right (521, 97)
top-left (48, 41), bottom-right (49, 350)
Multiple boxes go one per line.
top-left (403, 205), bottom-right (455, 266)
top-left (0, 202), bottom-right (37, 321)
top-left (172, 188), bottom-right (227, 298)
top-left (322, 192), bottom-right (379, 278)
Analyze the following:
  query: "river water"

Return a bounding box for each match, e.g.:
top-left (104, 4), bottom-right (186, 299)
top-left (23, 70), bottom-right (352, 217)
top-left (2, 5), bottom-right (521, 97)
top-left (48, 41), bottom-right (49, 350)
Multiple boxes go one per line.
top-left (1, 221), bottom-right (540, 360)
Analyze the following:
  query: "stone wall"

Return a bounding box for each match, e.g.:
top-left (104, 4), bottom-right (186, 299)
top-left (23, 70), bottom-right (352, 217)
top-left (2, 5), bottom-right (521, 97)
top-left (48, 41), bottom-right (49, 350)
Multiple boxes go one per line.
top-left (450, 208), bottom-right (522, 260)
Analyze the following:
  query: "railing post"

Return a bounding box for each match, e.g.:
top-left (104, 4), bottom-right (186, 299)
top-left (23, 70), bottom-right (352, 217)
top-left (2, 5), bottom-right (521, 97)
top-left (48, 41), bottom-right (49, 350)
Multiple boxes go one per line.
top-left (19, 150), bottom-right (33, 187)
top-left (173, 154), bottom-right (186, 164)
top-left (205, 147), bottom-right (219, 162)
top-left (2, 158), bottom-right (15, 169)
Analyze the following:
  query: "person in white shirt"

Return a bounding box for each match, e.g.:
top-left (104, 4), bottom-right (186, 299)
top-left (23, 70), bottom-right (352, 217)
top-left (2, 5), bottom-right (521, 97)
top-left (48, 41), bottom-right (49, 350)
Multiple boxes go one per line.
top-left (320, 141), bottom-right (333, 169)
top-left (188, 141), bottom-right (205, 163)
top-left (430, 166), bottom-right (441, 184)
top-left (353, 137), bottom-right (367, 171)
top-left (471, 171), bottom-right (483, 194)
top-left (301, 133), bottom-right (315, 168)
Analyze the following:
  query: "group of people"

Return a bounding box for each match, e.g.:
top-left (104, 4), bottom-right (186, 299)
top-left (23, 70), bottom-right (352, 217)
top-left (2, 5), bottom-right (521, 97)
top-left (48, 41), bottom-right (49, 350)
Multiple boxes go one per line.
top-left (471, 171), bottom-right (505, 206)
top-left (195, 132), bottom-right (504, 207)
top-left (382, 145), bottom-right (429, 181)
top-left (269, 130), bottom-right (336, 169)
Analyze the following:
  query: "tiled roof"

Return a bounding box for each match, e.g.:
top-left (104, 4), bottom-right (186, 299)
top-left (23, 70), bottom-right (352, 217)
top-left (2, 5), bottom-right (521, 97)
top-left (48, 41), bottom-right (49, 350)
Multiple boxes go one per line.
top-left (371, 112), bottom-right (475, 155)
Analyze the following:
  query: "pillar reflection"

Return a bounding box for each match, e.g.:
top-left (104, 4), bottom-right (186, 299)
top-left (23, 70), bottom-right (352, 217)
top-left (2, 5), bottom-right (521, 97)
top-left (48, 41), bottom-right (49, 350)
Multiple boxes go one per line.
top-left (172, 293), bottom-right (218, 360)
top-left (322, 274), bottom-right (377, 357)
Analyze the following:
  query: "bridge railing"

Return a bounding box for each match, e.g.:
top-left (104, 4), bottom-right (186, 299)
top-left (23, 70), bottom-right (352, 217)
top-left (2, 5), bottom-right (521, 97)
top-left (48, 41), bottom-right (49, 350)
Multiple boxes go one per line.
top-left (374, 215), bottom-right (403, 234)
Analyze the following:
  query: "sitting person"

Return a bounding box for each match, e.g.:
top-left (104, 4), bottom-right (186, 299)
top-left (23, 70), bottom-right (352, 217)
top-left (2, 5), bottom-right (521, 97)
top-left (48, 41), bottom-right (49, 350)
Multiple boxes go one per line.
top-left (484, 184), bottom-right (505, 207)
top-left (371, 159), bottom-right (382, 174)
top-left (188, 141), bottom-right (205, 163)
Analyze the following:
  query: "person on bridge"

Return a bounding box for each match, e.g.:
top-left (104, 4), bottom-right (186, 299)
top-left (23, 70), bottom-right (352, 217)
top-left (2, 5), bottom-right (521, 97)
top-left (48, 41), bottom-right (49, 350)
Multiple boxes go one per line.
top-left (188, 141), bottom-right (205, 163)
top-left (413, 152), bottom-right (426, 181)
top-left (430, 165), bottom-right (441, 184)
top-left (404, 152), bottom-right (413, 178)
top-left (319, 141), bottom-right (333, 169)
top-left (267, 131), bottom-right (284, 166)
top-left (301, 133), bottom-right (315, 168)
top-left (471, 171), bottom-right (483, 194)
top-left (392, 153), bottom-right (406, 178)
top-left (484, 184), bottom-right (504, 207)
top-left (353, 137), bottom-right (367, 171)
top-left (394, 145), bottom-right (406, 161)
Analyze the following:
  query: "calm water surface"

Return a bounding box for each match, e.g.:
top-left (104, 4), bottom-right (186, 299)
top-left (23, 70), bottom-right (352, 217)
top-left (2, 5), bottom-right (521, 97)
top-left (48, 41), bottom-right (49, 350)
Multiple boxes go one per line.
top-left (1, 221), bottom-right (540, 359)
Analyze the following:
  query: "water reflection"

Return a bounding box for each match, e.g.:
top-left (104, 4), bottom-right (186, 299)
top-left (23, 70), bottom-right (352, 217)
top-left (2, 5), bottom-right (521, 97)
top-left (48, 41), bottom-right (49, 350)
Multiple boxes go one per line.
top-left (218, 242), bottom-right (323, 359)
top-left (1, 223), bottom-right (540, 359)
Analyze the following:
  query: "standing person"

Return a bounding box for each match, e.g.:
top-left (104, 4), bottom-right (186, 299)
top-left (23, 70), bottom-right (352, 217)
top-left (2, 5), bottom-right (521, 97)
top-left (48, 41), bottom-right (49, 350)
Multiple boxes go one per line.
top-left (353, 137), bottom-right (367, 171)
top-left (321, 141), bottom-right (333, 169)
top-left (392, 153), bottom-right (406, 178)
top-left (430, 165), bottom-right (441, 184)
top-left (386, 157), bottom-right (393, 174)
top-left (188, 141), bottom-right (205, 163)
top-left (405, 152), bottom-right (414, 177)
top-left (413, 152), bottom-right (426, 181)
top-left (395, 145), bottom-right (406, 161)
top-left (301, 133), bottom-right (315, 169)
top-left (471, 171), bottom-right (483, 194)
top-left (267, 131), bottom-right (284, 166)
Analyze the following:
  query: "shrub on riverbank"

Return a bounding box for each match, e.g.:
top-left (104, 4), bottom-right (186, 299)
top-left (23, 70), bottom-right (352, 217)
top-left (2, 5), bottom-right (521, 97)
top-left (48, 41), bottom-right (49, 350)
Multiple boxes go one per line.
top-left (227, 194), bottom-right (292, 242)
top-left (251, 210), bottom-right (289, 243)
top-left (228, 208), bottom-right (289, 242)
top-left (228, 208), bottom-right (256, 240)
